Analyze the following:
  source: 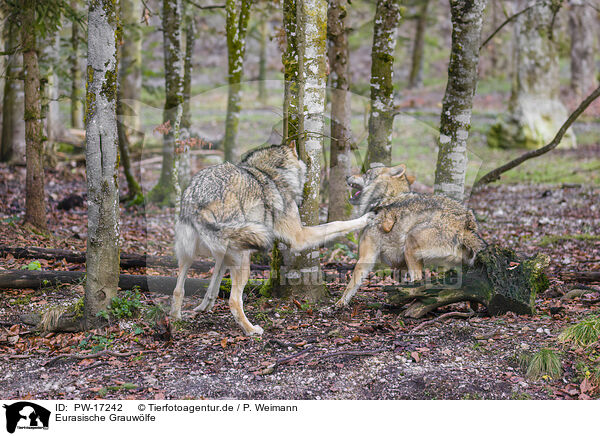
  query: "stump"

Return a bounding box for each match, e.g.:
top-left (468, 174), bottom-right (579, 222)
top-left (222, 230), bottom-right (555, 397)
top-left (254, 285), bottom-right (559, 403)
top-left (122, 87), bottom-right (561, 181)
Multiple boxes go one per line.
top-left (385, 245), bottom-right (550, 318)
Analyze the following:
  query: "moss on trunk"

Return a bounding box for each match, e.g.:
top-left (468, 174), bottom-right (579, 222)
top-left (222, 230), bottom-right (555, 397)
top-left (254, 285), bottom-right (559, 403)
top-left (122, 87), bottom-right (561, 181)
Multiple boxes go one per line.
top-left (364, 0), bottom-right (402, 170)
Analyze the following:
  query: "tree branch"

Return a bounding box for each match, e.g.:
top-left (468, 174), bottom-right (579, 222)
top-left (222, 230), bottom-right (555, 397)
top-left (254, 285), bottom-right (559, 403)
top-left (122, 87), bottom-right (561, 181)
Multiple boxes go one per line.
top-left (473, 85), bottom-right (600, 188)
top-left (479, 3), bottom-right (535, 50)
top-left (185, 0), bottom-right (226, 10)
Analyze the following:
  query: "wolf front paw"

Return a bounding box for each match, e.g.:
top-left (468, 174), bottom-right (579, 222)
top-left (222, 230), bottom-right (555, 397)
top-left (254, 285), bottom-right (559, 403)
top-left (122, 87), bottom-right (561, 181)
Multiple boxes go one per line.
top-left (334, 298), bottom-right (349, 308)
top-left (194, 298), bottom-right (216, 312)
top-left (244, 324), bottom-right (264, 336)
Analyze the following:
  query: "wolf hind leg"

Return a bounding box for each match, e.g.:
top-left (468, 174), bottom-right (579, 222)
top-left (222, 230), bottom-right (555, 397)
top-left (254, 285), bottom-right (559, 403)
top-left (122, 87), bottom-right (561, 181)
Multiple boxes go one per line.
top-left (194, 251), bottom-right (226, 312)
top-left (170, 260), bottom-right (192, 320)
top-left (336, 233), bottom-right (378, 307)
top-left (285, 213), bottom-right (374, 252)
top-left (170, 222), bottom-right (199, 320)
top-left (228, 251), bottom-right (263, 336)
top-left (405, 232), bottom-right (425, 282)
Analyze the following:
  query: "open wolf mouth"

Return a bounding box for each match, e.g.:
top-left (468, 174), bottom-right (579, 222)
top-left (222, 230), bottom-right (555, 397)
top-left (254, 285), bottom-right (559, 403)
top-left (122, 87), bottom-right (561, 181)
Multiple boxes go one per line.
top-left (348, 181), bottom-right (363, 205)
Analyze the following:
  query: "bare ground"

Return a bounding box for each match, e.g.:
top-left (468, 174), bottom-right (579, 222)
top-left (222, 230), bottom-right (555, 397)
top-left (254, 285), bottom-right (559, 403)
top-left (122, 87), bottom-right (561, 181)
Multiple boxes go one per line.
top-left (0, 164), bottom-right (599, 400)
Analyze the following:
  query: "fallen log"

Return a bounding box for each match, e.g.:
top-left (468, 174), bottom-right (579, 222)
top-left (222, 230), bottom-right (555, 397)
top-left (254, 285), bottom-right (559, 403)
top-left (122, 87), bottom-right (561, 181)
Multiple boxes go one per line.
top-left (385, 245), bottom-right (550, 318)
top-left (0, 245), bottom-right (271, 272)
top-left (561, 271), bottom-right (600, 283)
top-left (0, 270), bottom-right (208, 295)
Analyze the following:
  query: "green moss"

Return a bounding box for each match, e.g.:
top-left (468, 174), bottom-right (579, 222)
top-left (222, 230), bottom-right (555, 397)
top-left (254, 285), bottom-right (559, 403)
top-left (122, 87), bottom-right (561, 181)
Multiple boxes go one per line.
top-left (538, 233), bottom-right (600, 247)
top-left (66, 297), bottom-right (85, 320)
top-left (101, 69), bottom-right (117, 101)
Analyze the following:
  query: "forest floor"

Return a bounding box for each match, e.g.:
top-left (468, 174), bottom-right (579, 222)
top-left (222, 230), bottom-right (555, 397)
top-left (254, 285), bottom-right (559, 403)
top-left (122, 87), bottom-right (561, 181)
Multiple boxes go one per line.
top-left (0, 157), bottom-right (599, 400)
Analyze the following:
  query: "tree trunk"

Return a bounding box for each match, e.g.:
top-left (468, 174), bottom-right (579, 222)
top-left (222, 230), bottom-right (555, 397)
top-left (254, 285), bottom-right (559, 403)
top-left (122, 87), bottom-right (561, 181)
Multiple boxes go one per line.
top-left (223, 0), bottom-right (252, 163)
top-left (119, 0), bottom-right (143, 134)
top-left (569, 0), bottom-right (597, 98)
top-left (263, 0), bottom-right (299, 299)
top-left (364, 0), bottom-right (402, 170)
top-left (285, 0), bottom-right (329, 301)
top-left (70, 0), bottom-right (84, 130)
top-left (327, 0), bottom-right (352, 222)
top-left (21, 2), bottom-right (48, 231)
top-left (117, 95), bottom-right (143, 203)
top-left (433, 0), bottom-right (487, 202)
top-left (179, 5), bottom-right (196, 190)
top-left (41, 30), bottom-right (62, 163)
top-left (487, 1), bottom-right (576, 150)
top-left (84, 0), bottom-right (121, 327)
top-left (407, 0), bottom-right (430, 89)
top-left (386, 245), bottom-right (549, 318)
top-left (1, 22), bottom-right (26, 164)
top-left (117, 0), bottom-right (144, 203)
top-left (281, 0), bottom-right (299, 142)
top-left (148, 0), bottom-right (184, 206)
top-left (258, 18), bottom-right (268, 103)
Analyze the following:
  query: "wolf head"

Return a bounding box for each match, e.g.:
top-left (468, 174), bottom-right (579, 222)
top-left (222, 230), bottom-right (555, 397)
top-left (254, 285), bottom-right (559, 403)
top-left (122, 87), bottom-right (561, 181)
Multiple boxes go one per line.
top-left (242, 141), bottom-right (307, 206)
top-left (347, 164), bottom-right (415, 215)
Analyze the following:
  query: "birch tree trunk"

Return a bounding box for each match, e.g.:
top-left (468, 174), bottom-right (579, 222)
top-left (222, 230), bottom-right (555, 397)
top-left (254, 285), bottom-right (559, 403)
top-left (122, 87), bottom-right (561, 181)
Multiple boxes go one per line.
top-left (148, 0), bottom-right (184, 205)
top-left (84, 0), bottom-right (121, 326)
top-left (1, 22), bottom-right (26, 164)
top-left (327, 0), bottom-right (352, 221)
top-left (119, 0), bottom-right (143, 134)
top-left (223, 0), bottom-right (252, 163)
top-left (487, 1), bottom-right (575, 149)
top-left (433, 0), bottom-right (487, 202)
top-left (407, 0), bottom-right (430, 89)
top-left (263, 0), bottom-right (299, 299)
top-left (287, 0), bottom-right (329, 300)
top-left (569, 0), bottom-right (597, 97)
top-left (70, 0), bottom-right (84, 130)
top-left (22, 1), bottom-right (48, 231)
top-left (364, 0), bottom-right (402, 169)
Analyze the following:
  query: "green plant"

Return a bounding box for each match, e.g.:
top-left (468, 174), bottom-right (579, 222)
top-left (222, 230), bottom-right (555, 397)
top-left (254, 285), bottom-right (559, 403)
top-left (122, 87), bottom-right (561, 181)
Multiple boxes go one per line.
top-left (99, 287), bottom-right (143, 320)
top-left (79, 334), bottom-right (115, 353)
top-left (558, 315), bottom-right (600, 347)
top-left (521, 348), bottom-right (562, 380)
top-left (21, 260), bottom-right (41, 271)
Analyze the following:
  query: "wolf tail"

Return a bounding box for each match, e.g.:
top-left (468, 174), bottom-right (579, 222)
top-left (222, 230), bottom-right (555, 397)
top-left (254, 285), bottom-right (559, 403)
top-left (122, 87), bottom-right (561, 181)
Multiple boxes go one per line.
top-left (175, 219), bottom-right (273, 261)
top-left (217, 222), bottom-right (274, 251)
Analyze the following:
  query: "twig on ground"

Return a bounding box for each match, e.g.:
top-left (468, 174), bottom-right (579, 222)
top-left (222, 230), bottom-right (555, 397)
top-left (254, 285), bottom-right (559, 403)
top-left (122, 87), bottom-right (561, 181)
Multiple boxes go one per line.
top-left (257, 346), bottom-right (317, 375)
top-left (317, 348), bottom-right (387, 360)
top-left (411, 310), bottom-right (475, 332)
top-left (44, 349), bottom-right (157, 367)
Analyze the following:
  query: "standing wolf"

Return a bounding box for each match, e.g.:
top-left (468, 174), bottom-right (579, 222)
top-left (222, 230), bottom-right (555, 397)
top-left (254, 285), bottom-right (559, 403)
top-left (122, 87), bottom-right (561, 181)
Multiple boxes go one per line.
top-left (336, 164), bottom-right (484, 307)
top-left (171, 141), bottom-right (373, 335)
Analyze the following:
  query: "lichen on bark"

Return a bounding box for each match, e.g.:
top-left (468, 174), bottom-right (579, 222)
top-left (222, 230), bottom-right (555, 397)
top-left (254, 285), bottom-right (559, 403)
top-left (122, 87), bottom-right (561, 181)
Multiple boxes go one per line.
top-left (434, 0), bottom-right (487, 202)
top-left (223, 0), bottom-right (252, 163)
top-left (148, 0), bottom-right (184, 206)
top-left (364, 0), bottom-right (402, 170)
top-left (84, 0), bottom-right (121, 327)
top-left (327, 0), bottom-right (352, 222)
top-left (487, 0), bottom-right (576, 150)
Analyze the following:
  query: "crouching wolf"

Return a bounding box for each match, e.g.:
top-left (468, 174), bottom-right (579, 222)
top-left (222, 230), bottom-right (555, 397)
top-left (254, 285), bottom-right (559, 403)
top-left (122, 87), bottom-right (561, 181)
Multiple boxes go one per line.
top-left (171, 141), bottom-right (374, 335)
top-left (336, 164), bottom-right (485, 307)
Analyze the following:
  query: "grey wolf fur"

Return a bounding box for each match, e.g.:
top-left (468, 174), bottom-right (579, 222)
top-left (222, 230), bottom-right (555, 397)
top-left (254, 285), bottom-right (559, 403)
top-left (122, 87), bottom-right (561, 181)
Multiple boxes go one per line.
top-left (171, 141), bottom-right (374, 335)
top-left (336, 164), bottom-right (484, 307)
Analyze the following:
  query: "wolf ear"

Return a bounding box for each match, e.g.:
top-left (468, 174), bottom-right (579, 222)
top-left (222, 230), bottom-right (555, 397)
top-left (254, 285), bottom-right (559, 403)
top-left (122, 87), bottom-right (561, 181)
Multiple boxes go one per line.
top-left (390, 164), bottom-right (406, 177)
top-left (288, 140), bottom-right (296, 150)
top-left (406, 174), bottom-right (416, 185)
